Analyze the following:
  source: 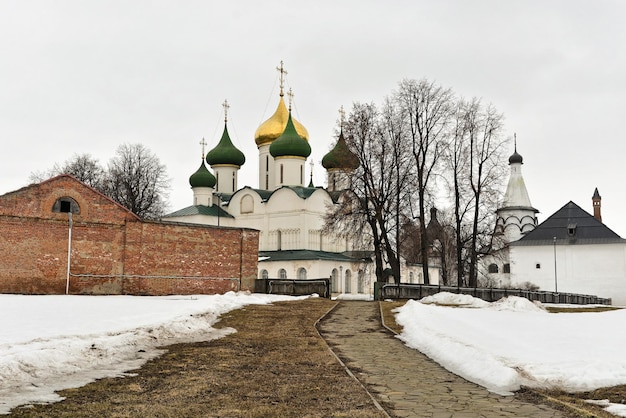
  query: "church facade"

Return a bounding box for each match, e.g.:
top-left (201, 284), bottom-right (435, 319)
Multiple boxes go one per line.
top-left (164, 67), bottom-right (440, 296)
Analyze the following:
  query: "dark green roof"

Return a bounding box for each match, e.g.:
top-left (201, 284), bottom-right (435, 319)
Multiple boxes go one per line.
top-left (162, 204), bottom-right (234, 219)
top-left (189, 161), bottom-right (216, 188)
top-left (259, 250), bottom-right (371, 262)
top-left (205, 125), bottom-right (246, 167)
top-left (322, 130), bottom-right (359, 170)
top-left (269, 113), bottom-right (311, 158)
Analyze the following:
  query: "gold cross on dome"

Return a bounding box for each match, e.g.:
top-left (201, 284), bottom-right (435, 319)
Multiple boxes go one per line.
top-left (276, 60), bottom-right (288, 97)
top-left (199, 137), bottom-right (207, 159)
top-left (222, 99), bottom-right (230, 123)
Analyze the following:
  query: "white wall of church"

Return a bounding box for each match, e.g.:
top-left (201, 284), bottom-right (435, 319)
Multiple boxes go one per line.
top-left (510, 243), bottom-right (626, 305)
top-left (259, 259), bottom-right (376, 296)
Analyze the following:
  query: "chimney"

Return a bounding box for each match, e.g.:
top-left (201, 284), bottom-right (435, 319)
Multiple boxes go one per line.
top-left (592, 188), bottom-right (602, 222)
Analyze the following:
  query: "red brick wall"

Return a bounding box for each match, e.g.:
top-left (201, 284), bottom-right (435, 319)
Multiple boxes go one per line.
top-left (0, 176), bottom-right (259, 295)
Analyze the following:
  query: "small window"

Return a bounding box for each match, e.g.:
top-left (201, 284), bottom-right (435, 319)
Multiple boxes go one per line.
top-left (567, 223), bottom-right (577, 237)
top-left (331, 268), bottom-right (338, 292)
top-left (357, 270), bottom-right (365, 294)
top-left (488, 264), bottom-right (499, 274)
top-left (503, 264), bottom-right (511, 273)
top-left (536, 263), bottom-right (541, 269)
top-left (53, 197), bottom-right (80, 214)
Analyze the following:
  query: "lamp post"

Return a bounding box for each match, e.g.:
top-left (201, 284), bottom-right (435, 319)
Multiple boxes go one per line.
top-left (66, 212), bottom-right (73, 295)
top-left (553, 236), bottom-right (558, 293)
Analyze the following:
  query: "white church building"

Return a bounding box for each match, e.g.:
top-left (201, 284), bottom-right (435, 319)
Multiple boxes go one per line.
top-left (164, 65), bottom-right (440, 297)
top-left (483, 147), bottom-right (626, 305)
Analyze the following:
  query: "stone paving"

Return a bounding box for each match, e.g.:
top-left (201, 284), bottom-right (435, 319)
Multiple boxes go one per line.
top-left (317, 301), bottom-right (569, 418)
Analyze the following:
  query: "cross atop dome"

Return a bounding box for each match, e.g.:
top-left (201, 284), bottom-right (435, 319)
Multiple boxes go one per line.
top-left (222, 99), bottom-right (230, 123)
top-left (276, 60), bottom-right (287, 97)
top-left (339, 106), bottom-right (346, 130)
top-left (199, 137), bottom-right (207, 159)
top-left (287, 88), bottom-right (294, 111)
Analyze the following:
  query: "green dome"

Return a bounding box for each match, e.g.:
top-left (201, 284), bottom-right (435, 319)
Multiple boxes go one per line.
top-left (322, 130), bottom-right (359, 170)
top-left (189, 160), bottom-right (216, 188)
top-left (205, 125), bottom-right (246, 167)
top-left (269, 113), bottom-right (311, 159)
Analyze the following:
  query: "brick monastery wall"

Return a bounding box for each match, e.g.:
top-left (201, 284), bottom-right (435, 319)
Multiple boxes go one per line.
top-left (0, 175), bottom-right (259, 295)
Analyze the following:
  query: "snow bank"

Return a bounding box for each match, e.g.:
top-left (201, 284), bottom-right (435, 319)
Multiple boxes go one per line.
top-left (0, 292), bottom-right (304, 414)
top-left (395, 293), bottom-right (626, 395)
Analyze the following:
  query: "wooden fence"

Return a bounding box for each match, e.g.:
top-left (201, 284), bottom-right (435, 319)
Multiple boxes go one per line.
top-left (378, 283), bottom-right (612, 305)
top-left (255, 279), bottom-right (331, 298)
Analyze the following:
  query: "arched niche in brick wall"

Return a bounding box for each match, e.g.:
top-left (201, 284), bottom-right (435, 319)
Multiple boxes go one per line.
top-left (52, 196), bottom-right (81, 214)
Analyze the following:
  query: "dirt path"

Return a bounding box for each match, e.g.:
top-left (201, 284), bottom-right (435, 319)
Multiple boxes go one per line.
top-left (9, 298), bottom-right (384, 417)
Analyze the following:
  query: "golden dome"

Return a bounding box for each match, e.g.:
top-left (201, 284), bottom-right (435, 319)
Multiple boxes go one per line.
top-left (254, 96), bottom-right (309, 146)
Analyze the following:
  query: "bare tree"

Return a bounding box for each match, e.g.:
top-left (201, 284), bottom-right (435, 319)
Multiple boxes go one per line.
top-left (103, 143), bottom-right (170, 219)
top-left (396, 79), bottom-right (454, 284)
top-left (443, 98), bottom-right (509, 287)
top-left (30, 153), bottom-right (105, 189)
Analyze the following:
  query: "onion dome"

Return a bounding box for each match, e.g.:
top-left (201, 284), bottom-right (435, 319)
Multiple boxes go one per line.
top-left (205, 125), bottom-right (246, 167)
top-left (509, 150), bottom-right (523, 165)
top-left (322, 130), bottom-right (359, 170)
top-left (254, 96), bottom-right (309, 146)
top-left (269, 112), bottom-right (311, 158)
top-left (189, 160), bottom-right (216, 188)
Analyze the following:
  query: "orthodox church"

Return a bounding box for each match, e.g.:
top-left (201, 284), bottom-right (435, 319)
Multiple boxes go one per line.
top-left (164, 65), bottom-right (440, 296)
top-left (483, 145), bottom-right (626, 305)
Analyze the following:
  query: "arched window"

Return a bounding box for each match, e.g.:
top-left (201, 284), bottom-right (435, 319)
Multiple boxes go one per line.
top-left (297, 267), bottom-right (307, 280)
top-left (357, 270), bottom-right (365, 294)
top-left (216, 172), bottom-right (220, 192)
top-left (488, 264), bottom-right (499, 274)
top-left (232, 171), bottom-right (236, 191)
top-left (240, 194), bottom-right (254, 214)
top-left (53, 197), bottom-right (80, 214)
top-left (409, 272), bottom-right (414, 283)
top-left (278, 268), bottom-right (287, 279)
top-left (260, 269), bottom-right (268, 279)
top-left (344, 270), bottom-right (351, 293)
top-left (331, 268), bottom-right (339, 292)
top-left (277, 230), bottom-right (282, 251)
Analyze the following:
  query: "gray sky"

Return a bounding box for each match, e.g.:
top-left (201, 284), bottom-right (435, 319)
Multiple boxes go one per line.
top-left (2, 0), bottom-right (625, 235)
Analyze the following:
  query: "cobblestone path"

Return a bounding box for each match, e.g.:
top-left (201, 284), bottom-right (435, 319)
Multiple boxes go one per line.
top-left (317, 301), bottom-right (569, 418)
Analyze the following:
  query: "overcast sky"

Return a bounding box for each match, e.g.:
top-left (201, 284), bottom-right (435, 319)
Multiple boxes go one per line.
top-left (1, 1), bottom-right (625, 235)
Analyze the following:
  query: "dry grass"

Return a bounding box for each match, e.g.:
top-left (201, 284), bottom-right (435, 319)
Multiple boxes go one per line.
top-left (9, 299), bottom-right (384, 418)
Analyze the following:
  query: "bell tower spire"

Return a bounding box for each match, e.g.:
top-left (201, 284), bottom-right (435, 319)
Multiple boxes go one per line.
top-left (495, 138), bottom-right (538, 243)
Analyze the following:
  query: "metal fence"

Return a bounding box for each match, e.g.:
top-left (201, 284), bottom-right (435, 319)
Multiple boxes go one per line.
top-left (255, 278), bottom-right (331, 298)
top-left (379, 283), bottom-right (612, 305)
